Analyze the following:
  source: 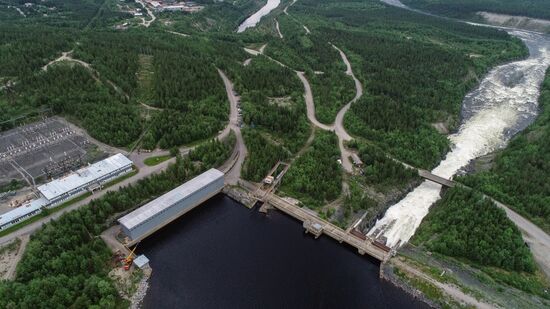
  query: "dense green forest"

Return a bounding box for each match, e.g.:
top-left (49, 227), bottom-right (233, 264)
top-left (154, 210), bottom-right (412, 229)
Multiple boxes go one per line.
top-left (402, 0), bottom-right (550, 21)
top-left (339, 180), bottom-right (378, 227)
top-left (0, 26), bottom-right (73, 80)
top-left (412, 187), bottom-right (550, 297)
top-left (230, 56), bottom-right (310, 153)
top-left (17, 65), bottom-right (142, 146)
top-left (281, 0), bottom-right (527, 168)
top-left (353, 141), bottom-right (419, 191)
top-left (188, 135), bottom-right (236, 167)
top-left (0, 0), bottom-right (129, 28)
top-left (458, 71), bottom-right (550, 233)
top-left (0, 22), bottom-right (249, 148)
top-left (413, 187), bottom-right (534, 273)
top-left (264, 23), bottom-right (356, 124)
top-left (0, 141), bottom-right (233, 308)
top-left (280, 131), bottom-right (342, 208)
top-left (242, 129), bottom-right (290, 182)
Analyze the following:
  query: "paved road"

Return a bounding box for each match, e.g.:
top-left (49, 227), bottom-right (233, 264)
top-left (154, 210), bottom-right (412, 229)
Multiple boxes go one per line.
top-left (0, 68), bottom-right (241, 246)
top-left (0, 160), bottom-right (171, 246)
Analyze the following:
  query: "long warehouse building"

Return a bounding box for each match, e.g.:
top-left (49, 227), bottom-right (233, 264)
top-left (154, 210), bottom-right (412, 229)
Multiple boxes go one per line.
top-left (0, 153), bottom-right (133, 231)
top-left (118, 168), bottom-right (224, 244)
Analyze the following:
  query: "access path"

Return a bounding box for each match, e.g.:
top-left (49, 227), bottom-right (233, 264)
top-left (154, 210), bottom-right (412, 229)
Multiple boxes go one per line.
top-left (217, 69), bottom-right (248, 184)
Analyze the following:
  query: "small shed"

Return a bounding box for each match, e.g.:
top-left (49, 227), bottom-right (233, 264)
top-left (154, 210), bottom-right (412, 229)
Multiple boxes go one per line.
top-left (350, 153), bottom-right (363, 167)
top-left (133, 255), bottom-right (150, 269)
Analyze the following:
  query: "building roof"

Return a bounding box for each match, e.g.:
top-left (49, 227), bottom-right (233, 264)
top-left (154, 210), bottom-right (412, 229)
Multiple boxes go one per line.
top-left (118, 169), bottom-right (224, 230)
top-left (350, 153), bottom-right (363, 165)
top-left (133, 254), bottom-right (150, 268)
top-left (38, 153), bottom-right (132, 201)
top-left (0, 197), bottom-right (48, 227)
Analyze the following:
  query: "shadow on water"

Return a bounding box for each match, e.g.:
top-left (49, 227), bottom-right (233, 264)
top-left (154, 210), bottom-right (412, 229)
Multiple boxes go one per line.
top-left (138, 194), bottom-right (430, 308)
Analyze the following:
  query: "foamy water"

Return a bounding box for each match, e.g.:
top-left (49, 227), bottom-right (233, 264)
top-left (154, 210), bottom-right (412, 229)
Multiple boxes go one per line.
top-left (369, 31), bottom-right (550, 247)
top-left (237, 0), bottom-right (281, 33)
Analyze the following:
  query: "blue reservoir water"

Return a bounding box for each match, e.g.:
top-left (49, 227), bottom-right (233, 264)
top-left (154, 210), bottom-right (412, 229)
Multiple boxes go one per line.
top-left (139, 194), bottom-right (429, 308)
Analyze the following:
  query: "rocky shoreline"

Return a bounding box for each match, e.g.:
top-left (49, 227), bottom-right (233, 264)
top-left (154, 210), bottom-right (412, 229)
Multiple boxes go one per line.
top-left (129, 267), bottom-right (151, 309)
top-left (380, 261), bottom-right (437, 308)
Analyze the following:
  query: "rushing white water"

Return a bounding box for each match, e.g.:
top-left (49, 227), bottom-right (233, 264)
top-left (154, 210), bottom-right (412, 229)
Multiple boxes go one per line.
top-left (237, 0), bottom-right (281, 33)
top-left (369, 31), bottom-right (550, 247)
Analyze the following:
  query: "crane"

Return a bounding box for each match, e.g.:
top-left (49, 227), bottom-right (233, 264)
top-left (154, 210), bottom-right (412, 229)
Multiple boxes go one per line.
top-left (123, 243), bottom-right (139, 270)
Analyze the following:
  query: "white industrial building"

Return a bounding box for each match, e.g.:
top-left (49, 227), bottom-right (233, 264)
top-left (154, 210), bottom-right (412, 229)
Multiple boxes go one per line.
top-left (118, 168), bottom-right (224, 243)
top-left (38, 153), bottom-right (132, 206)
top-left (0, 154), bottom-right (133, 231)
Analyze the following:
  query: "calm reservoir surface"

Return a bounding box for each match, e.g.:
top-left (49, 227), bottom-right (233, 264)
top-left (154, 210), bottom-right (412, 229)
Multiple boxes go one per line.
top-left (139, 194), bottom-right (429, 308)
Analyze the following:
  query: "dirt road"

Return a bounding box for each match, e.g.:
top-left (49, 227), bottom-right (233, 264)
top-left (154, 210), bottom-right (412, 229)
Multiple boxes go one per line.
top-left (296, 71), bottom-right (334, 131)
top-left (392, 258), bottom-right (498, 309)
top-left (332, 45), bottom-right (363, 173)
top-left (136, 0), bottom-right (156, 27)
top-left (43, 51), bottom-right (130, 99)
top-left (490, 198), bottom-right (550, 279)
top-left (42, 50), bottom-right (92, 72)
top-left (275, 19), bottom-right (283, 38)
top-left (217, 69), bottom-right (247, 184)
top-left (0, 235), bottom-right (29, 280)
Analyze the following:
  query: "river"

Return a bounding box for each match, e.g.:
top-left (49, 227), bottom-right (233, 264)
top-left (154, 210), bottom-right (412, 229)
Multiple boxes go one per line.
top-left (237, 0), bottom-right (281, 33)
top-left (370, 1), bottom-right (550, 248)
top-left (138, 195), bottom-right (429, 308)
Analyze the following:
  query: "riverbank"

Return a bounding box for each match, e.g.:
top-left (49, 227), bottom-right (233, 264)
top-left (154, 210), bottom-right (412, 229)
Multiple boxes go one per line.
top-left (137, 194), bottom-right (430, 308)
top-left (369, 23), bottom-right (550, 249)
top-left (237, 0), bottom-right (281, 33)
top-left (388, 245), bottom-right (550, 308)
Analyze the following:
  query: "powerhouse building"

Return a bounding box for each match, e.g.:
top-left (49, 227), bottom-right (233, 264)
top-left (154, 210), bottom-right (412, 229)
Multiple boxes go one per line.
top-left (0, 153), bottom-right (133, 231)
top-left (118, 168), bottom-right (224, 243)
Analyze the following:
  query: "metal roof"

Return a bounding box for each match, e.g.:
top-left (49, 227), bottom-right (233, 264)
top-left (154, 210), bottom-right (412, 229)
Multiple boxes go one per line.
top-left (133, 255), bottom-right (150, 268)
top-left (118, 168), bottom-right (224, 230)
top-left (0, 197), bottom-right (48, 227)
top-left (38, 153), bottom-right (132, 201)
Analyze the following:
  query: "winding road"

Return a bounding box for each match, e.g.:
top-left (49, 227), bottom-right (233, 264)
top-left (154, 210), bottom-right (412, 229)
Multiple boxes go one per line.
top-left (0, 68), bottom-right (244, 247)
top-left (297, 45), bottom-right (363, 173)
top-left (135, 0), bottom-right (156, 27)
top-left (43, 50), bottom-right (130, 100)
top-left (275, 19), bottom-right (283, 39)
top-left (217, 69), bottom-right (248, 184)
top-left (332, 45), bottom-right (363, 173)
top-left (244, 41), bottom-right (362, 174)
top-left (380, 0), bottom-right (550, 280)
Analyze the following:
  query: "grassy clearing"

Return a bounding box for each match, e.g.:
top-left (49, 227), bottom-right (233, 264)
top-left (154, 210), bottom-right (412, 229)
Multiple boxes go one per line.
top-left (143, 155), bottom-right (173, 166)
top-left (136, 54), bottom-right (155, 104)
top-left (393, 267), bottom-right (466, 308)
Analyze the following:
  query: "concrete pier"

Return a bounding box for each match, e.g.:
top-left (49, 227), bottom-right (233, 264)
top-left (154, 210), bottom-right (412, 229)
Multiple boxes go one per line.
top-left (265, 193), bottom-right (389, 261)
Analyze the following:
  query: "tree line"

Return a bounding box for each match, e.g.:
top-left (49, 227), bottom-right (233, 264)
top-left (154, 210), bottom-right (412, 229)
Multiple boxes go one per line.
top-left (412, 187), bottom-right (535, 273)
top-left (458, 70), bottom-right (550, 233)
top-left (242, 129), bottom-right (290, 182)
top-left (0, 140), bottom-right (234, 308)
top-left (281, 131), bottom-right (342, 208)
